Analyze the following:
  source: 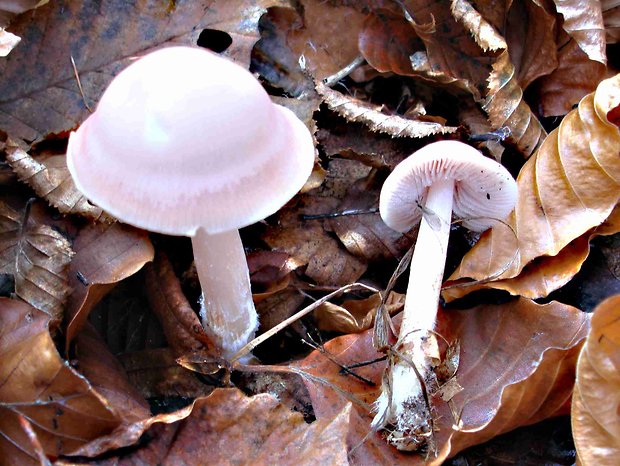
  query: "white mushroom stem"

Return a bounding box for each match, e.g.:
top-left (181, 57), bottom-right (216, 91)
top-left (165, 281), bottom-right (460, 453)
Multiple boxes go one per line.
top-left (372, 178), bottom-right (454, 450)
top-left (192, 227), bottom-right (258, 358)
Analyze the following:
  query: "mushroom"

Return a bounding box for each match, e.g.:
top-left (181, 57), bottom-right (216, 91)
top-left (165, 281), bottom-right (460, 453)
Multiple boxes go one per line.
top-left (66, 46), bottom-right (315, 357)
top-left (372, 140), bottom-right (517, 450)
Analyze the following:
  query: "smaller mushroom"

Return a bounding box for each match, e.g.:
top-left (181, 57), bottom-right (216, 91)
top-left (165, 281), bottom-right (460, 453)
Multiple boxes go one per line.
top-left (67, 46), bottom-right (315, 357)
top-left (372, 140), bottom-right (517, 450)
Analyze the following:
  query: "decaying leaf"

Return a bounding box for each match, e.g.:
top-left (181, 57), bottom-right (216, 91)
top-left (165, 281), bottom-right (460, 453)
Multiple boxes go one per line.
top-left (317, 81), bottom-right (457, 139)
top-left (66, 222), bottom-right (154, 346)
top-left (0, 200), bottom-right (73, 324)
top-left (63, 389), bottom-right (351, 465)
top-left (0, 299), bottom-right (144, 463)
top-left (0, 0), bottom-right (287, 142)
top-left (553, 0), bottom-right (607, 64)
top-left (448, 73), bottom-right (620, 293)
top-left (315, 291), bottom-right (405, 333)
top-left (444, 206), bottom-right (620, 300)
top-left (450, 0), bottom-right (507, 52)
top-left (145, 251), bottom-right (215, 356)
top-left (0, 27), bottom-right (20, 56)
top-left (572, 295), bottom-right (620, 466)
top-left (291, 298), bottom-right (589, 464)
top-left (603, 0), bottom-right (620, 43)
top-left (5, 143), bottom-right (113, 221)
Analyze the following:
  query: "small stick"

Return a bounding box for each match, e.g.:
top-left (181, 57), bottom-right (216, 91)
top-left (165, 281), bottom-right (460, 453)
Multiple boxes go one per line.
top-left (323, 55), bottom-right (366, 87)
top-left (230, 282), bottom-right (379, 362)
top-left (301, 207), bottom-right (379, 220)
top-left (70, 55), bottom-right (93, 113)
top-left (469, 126), bottom-right (511, 142)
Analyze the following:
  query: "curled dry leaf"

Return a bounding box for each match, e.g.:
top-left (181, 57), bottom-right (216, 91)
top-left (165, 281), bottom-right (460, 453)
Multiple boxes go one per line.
top-left (603, 0), bottom-right (620, 43)
top-left (290, 298), bottom-right (589, 464)
top-left (572, 295), bottom-right (620, 466)
top-left (6, 142), bottom-right (113, 222)
top-left (66, 222), bottom-right (154, 346)
top-left (448, 73), bottom-right (620, 295)
top-left (552, 0), bottom-right (607, 64)
top-left (65, 388), bottom-right (351, 465)
top-left (450, 0), bottom-right (507, 52)
top-left (0, 0), bottom-right (285, 141)
top-left (315, 291), bottom-right (405, 333)
top-left (0, 201), bottom-right (73, 325)
top-left (145, 251), bottom-right (215, 356)
top-left (0, 299), bottom-right (140, 463)
top-left (445, 206), bottom-right (620, 300)
top-left (316, 81), bottom-right (457, 139)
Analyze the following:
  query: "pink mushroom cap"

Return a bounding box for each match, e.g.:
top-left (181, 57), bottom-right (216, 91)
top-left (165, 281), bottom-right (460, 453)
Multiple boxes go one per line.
top-left (67, 46), bottom-right (315, 236)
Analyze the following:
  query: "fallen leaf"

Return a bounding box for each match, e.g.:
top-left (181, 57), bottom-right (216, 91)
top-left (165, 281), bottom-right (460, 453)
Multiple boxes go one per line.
top-left (317, 81), bottom-right (457, 138)
top-left (444, 206), bottom-right (620, 300)
top-left (449, 73), bottom-right (620, 292)
top-left (450, 0), bottom-right (507, 53)
top-left (144, 251), bottom-right (215, 356)
top-left (291, 298), bottom-right (589, 464)
top-left (73, 323), bottom-right (151, 424)
top-left (603, 0), bottom-right (620, 43)
top-left (0, 200), bottom-right (73, 325)
top-left (0, 0), bottom-right (47, 27)
top-left (0, 0), bottom-right (286, 142)
top-left (533, 35), bottom-right (607, 116)
top-left (572, 295), bottom-right (620, 466)
top-left (65, 222), bottom-right (154, 347)
top-left (315, 291), bottom-right (405, 333)
top-left (0, 299), bottom-right (138, 462)
top-left (64, 389), bottom-right (351, 465)
top-left (0, 27), bottom-right (20, 56)
top-left (5, 142), bottom-right (113, 222)
top-left (553, 0), bottom-right (607, 64)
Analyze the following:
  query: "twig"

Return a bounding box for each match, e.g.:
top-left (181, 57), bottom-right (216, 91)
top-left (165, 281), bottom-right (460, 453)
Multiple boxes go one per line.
top-left (70, 55), bottom-right (93, 113)
top-left (322, 55), bottom-right (366, 87)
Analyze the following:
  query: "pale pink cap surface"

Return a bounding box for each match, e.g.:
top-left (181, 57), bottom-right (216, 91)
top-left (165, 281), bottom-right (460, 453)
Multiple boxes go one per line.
top-left (67, 46), bottom-right (315, 236)
top-left (380, 140), bottom-right (517, 233)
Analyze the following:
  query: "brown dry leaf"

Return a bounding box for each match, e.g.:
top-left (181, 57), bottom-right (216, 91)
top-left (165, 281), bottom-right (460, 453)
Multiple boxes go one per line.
top-left (448, 73), bottom-right (620, 292)
top-left (0, 299), bottom-right (142, 463)
top-left (144, 251), bottom-right (215, 356)
top-left (315, 291), bottom-right (404, 333)
top-left (445, 206), bottom-right (620, 300)
top-left (5, 142), bottom-right (113, 222)
top-left (553, 0), bottom-right (607, 64)
top-left (317, 81), bottom-right (457, 138)
top-left (65, 388), bottom-right (351, 465)
top-left (604, 0), bottom-right (620, 43)
top-left (450, 0), bottom-right (507, 52)
top-left (73, 323), bottom-right (151, 424)
top-left (0, 0), bottom-right (286, 142)
top-left (534, 35), bottom-right (607, 116)
top-left (0, 200), bottom-right (73, 324)
top-left (291, 298), bottom-right (589, 464)
top-left (572, 295), bottom-right (620, 465)
top-left (66, 222), bottom-right (154, 346)
top-left (285, 0), bottom-right (367, 80)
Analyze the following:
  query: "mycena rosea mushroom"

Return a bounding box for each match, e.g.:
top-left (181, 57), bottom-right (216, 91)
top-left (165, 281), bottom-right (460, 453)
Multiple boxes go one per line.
top-left (372, 140), bottom-right (517, 450)
top-left (67, 46), bottom-right (315, 357)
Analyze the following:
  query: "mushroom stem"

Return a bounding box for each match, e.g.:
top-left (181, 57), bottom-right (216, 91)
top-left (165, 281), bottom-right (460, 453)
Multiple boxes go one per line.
top-left (372, 178), bottom-right (454, 450)
top-left (192, 227), bottom-right (258, 357)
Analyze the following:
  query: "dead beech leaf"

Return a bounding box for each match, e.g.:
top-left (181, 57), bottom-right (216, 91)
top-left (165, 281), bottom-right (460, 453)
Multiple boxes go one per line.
top-left (145, 251), bottom-right (215, 356)
top-left (0, 0), bottom-right (48, 27)
top-left (66, 222), bottom-right (154, 347)
top-left (315, 291), bottom-right (405, 333)
top-left (553, 0), bottom-right (607, 64)
top-left (5, 143), bottom-right (113, 222)
top-left (291, 298), bottom-right (589, 464)
top-left (0, 0), bottom-right (286, 142)
top-left (533, 35), bottom-right (607, 116)
top-left (572, 295), bottom-right (620, 466)
top-left (66, 389), bottom-right (351, 465)
top-left (0, 27), bottom-right (20, 56)
top-left (603, 0), bottom-right (620, 43)
top-left (317, 81), bottom-right (457, 139)
top-left (449, 73), bottom-right (620, 291)
top-left (450, 0), bottom-right (507, 52)
top-left (444, 207), bottom-right (620, 300)
top-left (0, 299), bottom-right (137, 462)
top-left (0, 201), bottom-right (73, 324)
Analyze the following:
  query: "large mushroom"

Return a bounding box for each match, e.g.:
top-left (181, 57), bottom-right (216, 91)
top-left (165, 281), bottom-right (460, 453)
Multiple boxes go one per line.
top-left (372, 140), bottom-right (517, 450)
top-left (67, 46), bottom-right (315, 357)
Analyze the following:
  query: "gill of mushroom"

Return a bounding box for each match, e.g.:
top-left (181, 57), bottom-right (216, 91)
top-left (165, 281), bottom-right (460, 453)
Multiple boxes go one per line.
top-left (372, 140), bottom-right (517, 451)
top-left (66, 46), bottom-right (315, 358)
